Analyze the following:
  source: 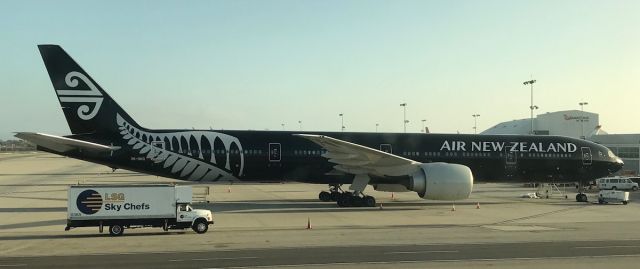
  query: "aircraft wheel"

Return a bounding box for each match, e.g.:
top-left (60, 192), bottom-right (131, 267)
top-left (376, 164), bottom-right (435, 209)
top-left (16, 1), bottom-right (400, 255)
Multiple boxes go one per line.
top-left (612, 186), bottom-right (617, 190)
top-left (576, 193), bottom-right (588, 202)
top-left (337, 193), bottom-right (351, 207)
top-left (351, 196), bottom-right (364, 207)
top-left (330, 191), bottom-right (340, 201)
top-left (623, 201), bottom-right (628, 205)
top-left (363, 196), bottom-right (376, 207)
top-left (319, 191), bottom-right (331, 202)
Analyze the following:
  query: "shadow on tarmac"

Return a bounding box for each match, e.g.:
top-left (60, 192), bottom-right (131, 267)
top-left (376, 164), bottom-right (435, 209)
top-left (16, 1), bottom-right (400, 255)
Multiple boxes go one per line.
top-left (0, 219), bottom-right (66, 230)
top-left (199, 200), bottom-right (513, 214)
top-left (0, 207), bottom-right (66, 213)
top-left (0, 231), bottom-right (189, 241)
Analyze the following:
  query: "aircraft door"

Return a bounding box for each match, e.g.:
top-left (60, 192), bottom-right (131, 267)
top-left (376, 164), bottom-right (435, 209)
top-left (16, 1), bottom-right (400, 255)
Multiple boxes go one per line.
top-left (267, 143), bottom-right (283, 176)
top-left (380, 144), bottom-right (393, 154)
top-left (269, 143), bottom-right (281, 162)
top-left (504, 145), bottom-right (517, 176)
top-left (581, 147), bottom-right (592, 166)
top-left (505, 147), bottom-right (517, 165)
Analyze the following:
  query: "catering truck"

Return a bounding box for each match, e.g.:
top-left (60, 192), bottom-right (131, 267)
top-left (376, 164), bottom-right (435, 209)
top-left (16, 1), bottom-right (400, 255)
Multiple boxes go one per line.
top-left (66, 185), bottom-right (214, 236)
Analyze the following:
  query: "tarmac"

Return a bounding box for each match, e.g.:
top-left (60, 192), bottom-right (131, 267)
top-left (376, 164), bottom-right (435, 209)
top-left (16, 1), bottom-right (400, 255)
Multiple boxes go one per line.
top-left (2, 152), bottom-right (640, 268)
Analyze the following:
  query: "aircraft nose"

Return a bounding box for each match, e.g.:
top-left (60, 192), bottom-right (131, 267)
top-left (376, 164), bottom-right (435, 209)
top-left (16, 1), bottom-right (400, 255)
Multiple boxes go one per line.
top-left (611, 157), bottom-right (624, 172)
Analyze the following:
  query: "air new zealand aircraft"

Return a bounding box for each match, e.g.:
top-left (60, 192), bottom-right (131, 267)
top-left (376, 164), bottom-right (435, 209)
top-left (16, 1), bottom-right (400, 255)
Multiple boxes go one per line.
top-left (17, 45), bottom-right (624, 207)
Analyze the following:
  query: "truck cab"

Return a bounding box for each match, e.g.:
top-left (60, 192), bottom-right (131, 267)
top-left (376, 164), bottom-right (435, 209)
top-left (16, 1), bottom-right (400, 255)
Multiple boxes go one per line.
top-left (176, 203), bottom-right (214, 233)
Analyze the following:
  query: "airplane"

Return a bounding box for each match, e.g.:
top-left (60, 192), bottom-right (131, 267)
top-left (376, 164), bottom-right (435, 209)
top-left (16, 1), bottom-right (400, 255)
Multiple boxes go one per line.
top-left (16, 45), bottom-right (624, 207)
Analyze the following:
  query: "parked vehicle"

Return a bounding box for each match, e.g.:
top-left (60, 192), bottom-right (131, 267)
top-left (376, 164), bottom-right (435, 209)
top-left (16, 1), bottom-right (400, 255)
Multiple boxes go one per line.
top-left (596, 177), bottom-right (639, 191)
top-left (597, 190), bottom-right (629, 205)
top-left (66, 185), bottom-right (213, 236)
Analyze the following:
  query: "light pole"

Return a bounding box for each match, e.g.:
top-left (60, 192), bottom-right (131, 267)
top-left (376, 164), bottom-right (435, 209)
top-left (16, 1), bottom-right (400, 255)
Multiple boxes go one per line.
top-left (523, 79), bottom-right (537, 134)
top-left (579, 102), bottom-right (588, 139)
top-left (339, 113), bottom-right (344, 132)
top-left (375, 123), bottom-right (379, 132)
top-left (472, 114), bottom-right (480, 134)
top-left (421, 119), bottom-right (426, 133)
top-left (400, 103), bottom-right (408, 133)
top-left (298, 120), bottom-right (302, 131)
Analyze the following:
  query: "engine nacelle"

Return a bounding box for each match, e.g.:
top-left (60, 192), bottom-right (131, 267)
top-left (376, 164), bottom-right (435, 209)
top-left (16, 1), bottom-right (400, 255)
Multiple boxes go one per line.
top-left (409, 163), bottom-right (473, 200)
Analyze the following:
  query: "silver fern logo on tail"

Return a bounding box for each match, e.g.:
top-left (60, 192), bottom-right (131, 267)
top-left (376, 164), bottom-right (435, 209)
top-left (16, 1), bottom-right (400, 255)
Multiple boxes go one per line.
top-left (57, 71), bottom-right (104, 120)
top-left (116, 114), bottom-right (244, 181)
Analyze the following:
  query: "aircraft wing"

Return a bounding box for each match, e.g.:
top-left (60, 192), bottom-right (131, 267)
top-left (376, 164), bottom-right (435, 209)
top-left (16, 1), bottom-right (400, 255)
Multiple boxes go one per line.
top-left (294, 134), bottom-right (420, 176)
top-left (14, 132), bottom-right (120, 153)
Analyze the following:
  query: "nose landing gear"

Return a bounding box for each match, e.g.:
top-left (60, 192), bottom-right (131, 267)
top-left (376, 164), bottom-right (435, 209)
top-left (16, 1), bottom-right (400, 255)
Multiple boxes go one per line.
top-left (575, 183), bottom-right (589, 202)
top-left (576, 193), bottom-right (588, 202)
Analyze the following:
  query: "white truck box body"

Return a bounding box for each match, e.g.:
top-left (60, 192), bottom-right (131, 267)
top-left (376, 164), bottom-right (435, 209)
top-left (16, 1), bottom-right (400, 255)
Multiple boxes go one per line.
top-left (68, 185), bottom-right (183, 220)
top-left (175, 186), bottom-right (192, 204)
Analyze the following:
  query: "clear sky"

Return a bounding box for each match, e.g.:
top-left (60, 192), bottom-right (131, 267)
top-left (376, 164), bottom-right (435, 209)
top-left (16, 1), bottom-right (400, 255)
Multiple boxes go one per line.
top-left (1, 0), bottom-right (639, 140)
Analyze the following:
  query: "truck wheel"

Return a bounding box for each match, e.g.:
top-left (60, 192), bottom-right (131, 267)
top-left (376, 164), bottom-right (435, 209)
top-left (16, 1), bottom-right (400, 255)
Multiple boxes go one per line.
top-left (109, 224), bottom-right (124, 236)
top-left (612, 186), bottom-right (617, 190)
top-left (632, 186), bottom-right (638, 191)
top-left (623, 201), bottom-right (629, 205)
top-left (192, 220), bottom-right (208, 234)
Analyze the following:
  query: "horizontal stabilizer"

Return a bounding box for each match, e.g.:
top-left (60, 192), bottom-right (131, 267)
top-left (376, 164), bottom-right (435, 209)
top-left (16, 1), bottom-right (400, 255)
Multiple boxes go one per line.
top-left (15, 132), bottom-right (120, 153)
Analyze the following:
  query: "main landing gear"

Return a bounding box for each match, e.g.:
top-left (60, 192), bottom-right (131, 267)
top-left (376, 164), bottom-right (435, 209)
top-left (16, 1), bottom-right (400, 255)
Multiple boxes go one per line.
top-left (575, 183), bottom-right (588, 202)
top-left (318, 184), bottom-right (377, 207)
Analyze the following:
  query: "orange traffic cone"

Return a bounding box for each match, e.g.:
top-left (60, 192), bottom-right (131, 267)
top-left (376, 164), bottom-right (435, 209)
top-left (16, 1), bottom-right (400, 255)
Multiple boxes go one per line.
top-left (476, 202), bottom-right (480, 209)
top-left (306, 217), bottom-right (312, 229)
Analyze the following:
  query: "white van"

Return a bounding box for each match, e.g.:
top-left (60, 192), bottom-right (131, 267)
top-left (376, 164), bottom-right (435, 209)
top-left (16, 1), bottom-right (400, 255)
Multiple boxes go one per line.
top-left (597, 177), bottom-right (639, 191)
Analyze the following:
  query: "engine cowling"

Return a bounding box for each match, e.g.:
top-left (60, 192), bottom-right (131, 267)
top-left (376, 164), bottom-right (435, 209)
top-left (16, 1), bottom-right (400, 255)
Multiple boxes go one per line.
top-left (409, 163), bottom-right (473, 200)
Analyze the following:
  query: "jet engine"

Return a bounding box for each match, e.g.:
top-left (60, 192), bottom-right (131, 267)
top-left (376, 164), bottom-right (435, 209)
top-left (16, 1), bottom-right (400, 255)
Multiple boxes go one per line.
top-left (409, 162), bottom-right (473, 200)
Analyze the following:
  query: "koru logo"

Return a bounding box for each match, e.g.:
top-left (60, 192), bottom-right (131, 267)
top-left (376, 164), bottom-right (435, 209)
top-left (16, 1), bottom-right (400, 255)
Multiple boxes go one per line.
top-left (57, 71), bottom-right (104, 120)
top-left (76, 189), bottom-right (103, 215)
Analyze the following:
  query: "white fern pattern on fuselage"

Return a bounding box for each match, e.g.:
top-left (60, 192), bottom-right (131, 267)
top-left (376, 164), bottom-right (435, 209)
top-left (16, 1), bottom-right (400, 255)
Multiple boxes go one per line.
top-left (116, 114), bottom-right (244, 181)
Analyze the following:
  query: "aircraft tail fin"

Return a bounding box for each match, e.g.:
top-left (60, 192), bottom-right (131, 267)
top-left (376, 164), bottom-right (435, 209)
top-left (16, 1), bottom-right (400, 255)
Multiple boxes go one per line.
top-left (37, 44), bottom-right (142, 135)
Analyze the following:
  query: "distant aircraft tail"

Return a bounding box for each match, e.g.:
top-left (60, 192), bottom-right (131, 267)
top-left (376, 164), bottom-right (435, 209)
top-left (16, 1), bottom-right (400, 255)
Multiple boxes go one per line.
top-left (37, 44), bottom-right (142, 135)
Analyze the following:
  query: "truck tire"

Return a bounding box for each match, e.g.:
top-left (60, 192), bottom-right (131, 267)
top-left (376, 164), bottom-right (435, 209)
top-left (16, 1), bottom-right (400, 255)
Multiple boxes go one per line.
top-left (192, 219), bottom-right (208, 234)
top-left (109, 224), bottom-right (124, 236)
top-left (632, 186), bottom-right (638, 191)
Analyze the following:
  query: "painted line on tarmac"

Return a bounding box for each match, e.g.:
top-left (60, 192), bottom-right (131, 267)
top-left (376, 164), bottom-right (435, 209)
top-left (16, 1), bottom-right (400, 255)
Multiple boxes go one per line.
top-left (201, 254), bottom-right (640, 269)
top-left (170, 257), bottom-right (258, 262)
top-left (386, 250), bottom-right (459, 254)
top-left (576, 245), bottom-right (640, 249)
top-left (0, 265), bottom-right (27, 267)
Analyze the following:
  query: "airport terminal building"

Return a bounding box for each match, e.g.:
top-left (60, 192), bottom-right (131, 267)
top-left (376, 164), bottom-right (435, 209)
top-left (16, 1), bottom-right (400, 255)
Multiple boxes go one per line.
top-left (482, 110), bottom-right (640, 175)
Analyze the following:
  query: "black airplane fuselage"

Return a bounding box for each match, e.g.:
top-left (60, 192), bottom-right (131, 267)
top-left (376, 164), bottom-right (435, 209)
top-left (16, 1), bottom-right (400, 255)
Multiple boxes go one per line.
top-left (52, 130), bottom-right (621, 186)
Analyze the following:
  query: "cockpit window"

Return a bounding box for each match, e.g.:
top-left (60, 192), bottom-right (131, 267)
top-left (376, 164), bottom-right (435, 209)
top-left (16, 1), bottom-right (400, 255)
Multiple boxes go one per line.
top-left (607, 150), bottom-right (616, 159)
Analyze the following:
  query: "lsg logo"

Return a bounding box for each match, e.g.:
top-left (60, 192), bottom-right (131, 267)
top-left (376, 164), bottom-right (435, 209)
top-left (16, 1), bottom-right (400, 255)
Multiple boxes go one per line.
top-left (76, 189), bottom-right (103, 215)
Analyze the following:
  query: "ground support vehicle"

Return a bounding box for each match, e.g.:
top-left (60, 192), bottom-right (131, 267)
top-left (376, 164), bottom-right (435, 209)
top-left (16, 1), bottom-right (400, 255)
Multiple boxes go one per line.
top-left (66, 185), bottom-right (214, 236)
